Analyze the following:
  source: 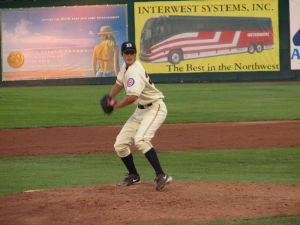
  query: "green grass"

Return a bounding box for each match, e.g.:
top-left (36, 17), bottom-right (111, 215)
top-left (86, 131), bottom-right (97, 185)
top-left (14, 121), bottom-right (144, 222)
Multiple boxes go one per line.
top-left (161, 214), bottom-right (300, 225)
top-left (0, 82), bottom-right (300, 128)
top-left (1, 147), bottom-right (299, 195)
top-left (1, 82), bottom-right (300, 225)
top-left (165, 82), bottom-right (300, 123)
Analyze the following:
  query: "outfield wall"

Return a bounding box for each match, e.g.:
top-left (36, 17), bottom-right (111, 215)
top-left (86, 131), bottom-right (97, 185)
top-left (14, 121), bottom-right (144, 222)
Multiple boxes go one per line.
top-left (0, 0), bottom-right (299, 87)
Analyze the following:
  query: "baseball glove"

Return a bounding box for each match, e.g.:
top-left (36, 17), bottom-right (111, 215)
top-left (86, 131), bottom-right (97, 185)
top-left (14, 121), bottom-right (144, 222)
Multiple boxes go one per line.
top-left (100, 95), bottom-right (116, 114)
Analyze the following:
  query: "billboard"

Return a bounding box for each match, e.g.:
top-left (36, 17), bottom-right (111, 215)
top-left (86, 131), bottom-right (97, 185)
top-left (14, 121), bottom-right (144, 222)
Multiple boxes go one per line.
top-left (1, 5), bottom-right (127, 81)
top-left (290, 0), bottom-right (300, 70)
top-left (134, 0), bottom-right (279, 74)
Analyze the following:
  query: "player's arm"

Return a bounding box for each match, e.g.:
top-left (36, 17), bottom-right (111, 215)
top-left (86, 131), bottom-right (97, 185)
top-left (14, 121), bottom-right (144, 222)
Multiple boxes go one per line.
top-left (114, 95), bottom-right (138, 110)
top-left (111, 70), bottom-right (139, 110)
top-left (110, 82), bottom-right (138, 110)
top-left (109, 83), bottom-right (123, 98)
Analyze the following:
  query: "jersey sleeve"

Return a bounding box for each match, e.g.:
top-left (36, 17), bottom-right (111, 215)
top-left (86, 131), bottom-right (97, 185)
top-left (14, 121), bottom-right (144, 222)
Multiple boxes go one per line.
top-left (125, 69), bottom-right (145, 97)
top-left (116, 65), bottom-right (125, 86)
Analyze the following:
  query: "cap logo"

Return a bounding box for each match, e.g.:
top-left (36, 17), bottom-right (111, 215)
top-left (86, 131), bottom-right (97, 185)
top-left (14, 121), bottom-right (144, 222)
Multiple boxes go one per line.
top-left (126, 43), bottom-right (132, 48)
top-left (127, 78), bottom-right (135, 87)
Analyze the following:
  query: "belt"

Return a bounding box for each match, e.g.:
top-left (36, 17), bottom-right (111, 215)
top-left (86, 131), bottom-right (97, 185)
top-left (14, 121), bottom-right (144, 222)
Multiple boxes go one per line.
top-left (138, 103), bottom-right (153, 109)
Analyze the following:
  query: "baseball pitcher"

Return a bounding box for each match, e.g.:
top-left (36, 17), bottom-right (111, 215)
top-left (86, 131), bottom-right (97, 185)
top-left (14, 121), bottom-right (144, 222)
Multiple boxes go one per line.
top-left (101, 41), bottom-right (172, 190)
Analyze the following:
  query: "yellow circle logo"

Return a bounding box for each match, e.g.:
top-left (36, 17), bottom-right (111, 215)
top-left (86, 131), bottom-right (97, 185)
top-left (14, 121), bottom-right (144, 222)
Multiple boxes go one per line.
top-left (7, 51), bottom-right (24, 68)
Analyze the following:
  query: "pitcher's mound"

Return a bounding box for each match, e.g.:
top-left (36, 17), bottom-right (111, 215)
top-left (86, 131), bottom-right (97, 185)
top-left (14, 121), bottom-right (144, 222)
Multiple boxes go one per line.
top-left (1, 181), bottom-right (300, 225)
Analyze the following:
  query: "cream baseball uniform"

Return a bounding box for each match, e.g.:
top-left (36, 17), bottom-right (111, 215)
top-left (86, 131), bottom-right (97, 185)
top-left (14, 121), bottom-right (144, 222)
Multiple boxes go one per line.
top-left (114, 60), bottom-right (167, 157)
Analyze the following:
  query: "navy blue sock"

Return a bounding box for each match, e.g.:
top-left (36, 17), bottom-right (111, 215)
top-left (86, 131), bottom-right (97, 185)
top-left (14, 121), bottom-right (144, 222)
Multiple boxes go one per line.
top-left (120, 153), bottom-right (138, 175)
top-left (145, 148), bottom-right (164, 176)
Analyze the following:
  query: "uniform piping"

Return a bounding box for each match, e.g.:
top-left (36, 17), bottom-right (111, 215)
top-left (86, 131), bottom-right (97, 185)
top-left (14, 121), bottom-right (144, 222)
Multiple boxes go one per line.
top-left (142, 104), bottom-right (160, 140)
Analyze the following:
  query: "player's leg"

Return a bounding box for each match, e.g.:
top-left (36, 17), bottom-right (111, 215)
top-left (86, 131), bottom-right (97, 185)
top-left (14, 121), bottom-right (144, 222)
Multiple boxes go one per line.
top-left (134, 101), bottom-right (167, 155)
top-left (134, 101), bottom-right (172, 190)
top-left (114, 115), bottom-right (141, 186)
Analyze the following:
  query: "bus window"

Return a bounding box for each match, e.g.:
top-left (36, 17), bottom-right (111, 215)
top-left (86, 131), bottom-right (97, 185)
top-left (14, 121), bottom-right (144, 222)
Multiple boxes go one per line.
top-left (151, 19), bottom-right (170, 44)
top-left (144, 29), bottom-right (151, 41)
top-left (141, 19), bottom-right (155, 50)
top-left (142, 19), bottom-right (154, 41)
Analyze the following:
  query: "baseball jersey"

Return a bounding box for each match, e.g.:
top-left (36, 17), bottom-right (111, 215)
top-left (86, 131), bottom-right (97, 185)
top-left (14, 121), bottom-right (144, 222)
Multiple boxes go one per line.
top-left (116, 60), bottom-right (164, 105)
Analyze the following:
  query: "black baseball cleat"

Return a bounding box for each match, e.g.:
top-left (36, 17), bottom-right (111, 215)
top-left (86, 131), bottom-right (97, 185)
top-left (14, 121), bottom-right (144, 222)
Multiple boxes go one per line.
top-left (155, 173), bottom-right (172, 190)
top-left (118, 173), bottom-right (141, 186)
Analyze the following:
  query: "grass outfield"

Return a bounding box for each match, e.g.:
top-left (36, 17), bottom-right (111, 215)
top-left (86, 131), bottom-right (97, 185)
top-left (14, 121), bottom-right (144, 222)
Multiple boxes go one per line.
top-left (1, 82), bottom-right (300, 224)
top-left (164, 214), bottom-right (300, 225)
top-left (1, 148), bottom-right (299, 195)
top-left (0, 82), bottom-right (300, 128)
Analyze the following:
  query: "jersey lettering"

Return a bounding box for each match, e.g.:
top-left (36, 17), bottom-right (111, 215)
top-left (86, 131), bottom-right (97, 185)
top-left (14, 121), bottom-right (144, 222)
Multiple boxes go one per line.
top-left (145, 72), bottom-right (153, 85)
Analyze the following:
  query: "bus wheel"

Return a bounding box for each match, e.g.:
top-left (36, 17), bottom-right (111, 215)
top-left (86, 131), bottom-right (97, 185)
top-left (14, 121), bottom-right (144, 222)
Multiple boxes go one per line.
top-left (247, 43), bottom-right (256, 54)
top-left (168, 49), bottom-right (183, 64)
top-left (256, 42), bottom-right (264, 53)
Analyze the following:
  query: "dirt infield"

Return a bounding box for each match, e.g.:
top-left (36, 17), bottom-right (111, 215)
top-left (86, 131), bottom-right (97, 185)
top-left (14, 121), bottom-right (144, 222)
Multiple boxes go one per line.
top-left (0, 120), bottom-right (300, 224)
top-left (1, 120), bottom-right (300, 157)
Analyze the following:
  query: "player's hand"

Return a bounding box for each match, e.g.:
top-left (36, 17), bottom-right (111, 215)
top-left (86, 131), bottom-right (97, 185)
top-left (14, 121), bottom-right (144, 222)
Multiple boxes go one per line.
top-left (100, 95), bottom-right (116, 114)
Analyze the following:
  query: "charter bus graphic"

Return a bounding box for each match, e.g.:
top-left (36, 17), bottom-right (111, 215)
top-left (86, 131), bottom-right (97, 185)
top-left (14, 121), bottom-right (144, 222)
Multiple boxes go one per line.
top-left (139, 16), bottom-right (274, 64)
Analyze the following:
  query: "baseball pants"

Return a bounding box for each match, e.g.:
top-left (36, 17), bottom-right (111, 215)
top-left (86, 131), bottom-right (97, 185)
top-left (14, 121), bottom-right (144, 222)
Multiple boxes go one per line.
top-left (114, 99), bottom-right (167, 157)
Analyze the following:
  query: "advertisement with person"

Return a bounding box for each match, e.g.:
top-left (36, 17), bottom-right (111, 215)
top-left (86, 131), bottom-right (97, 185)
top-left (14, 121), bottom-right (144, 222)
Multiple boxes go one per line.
top-left (1, 5), bottom-right (127, 81)
top-left (290, 0), bottom-right (300, 70)
top-left (134, 0), bottom-right (279, 74)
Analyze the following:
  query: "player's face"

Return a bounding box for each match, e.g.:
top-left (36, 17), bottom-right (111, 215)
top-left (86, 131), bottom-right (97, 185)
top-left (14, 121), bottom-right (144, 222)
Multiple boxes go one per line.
top-left (122, 51), bottom-right (136, 66)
